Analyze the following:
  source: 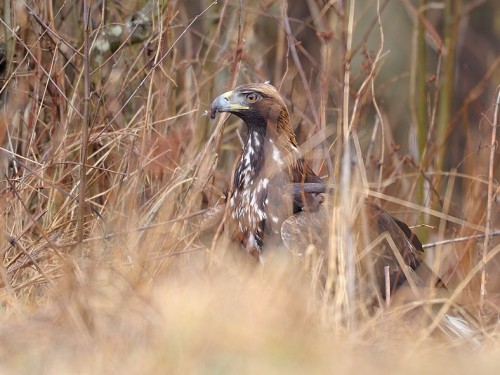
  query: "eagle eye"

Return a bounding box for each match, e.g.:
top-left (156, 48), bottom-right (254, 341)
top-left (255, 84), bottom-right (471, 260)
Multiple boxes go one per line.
top-left (245, 93), bottom-right (260, 103)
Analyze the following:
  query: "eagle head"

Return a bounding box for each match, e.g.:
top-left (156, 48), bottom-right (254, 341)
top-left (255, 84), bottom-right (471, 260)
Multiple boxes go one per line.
top-left (210, 83), bottom-right (292, 140)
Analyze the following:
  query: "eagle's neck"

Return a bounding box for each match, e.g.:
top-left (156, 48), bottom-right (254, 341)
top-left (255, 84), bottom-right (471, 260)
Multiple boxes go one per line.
top-left (233, 128), bottom-right (266, 190)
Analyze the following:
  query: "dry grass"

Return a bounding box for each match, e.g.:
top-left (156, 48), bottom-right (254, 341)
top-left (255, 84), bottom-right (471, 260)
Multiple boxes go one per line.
top-left (0, 0), bottom-right (499, 373)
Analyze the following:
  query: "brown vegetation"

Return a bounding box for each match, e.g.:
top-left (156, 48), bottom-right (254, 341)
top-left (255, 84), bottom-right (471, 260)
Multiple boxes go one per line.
top-left (0, 0), bottom-right (499, 373)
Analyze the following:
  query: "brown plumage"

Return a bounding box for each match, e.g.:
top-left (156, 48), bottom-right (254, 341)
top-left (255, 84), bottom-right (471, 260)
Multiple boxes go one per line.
top-left (210, 82), bottom-right (437, 295)
top-left (209, 82), bottom-right (483, 344)
top-left (210, 83), bottom-right (323, 258)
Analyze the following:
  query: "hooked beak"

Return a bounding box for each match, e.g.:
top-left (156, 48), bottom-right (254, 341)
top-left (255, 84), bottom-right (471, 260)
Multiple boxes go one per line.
top-left (209, 90), bottom-right (249, 119)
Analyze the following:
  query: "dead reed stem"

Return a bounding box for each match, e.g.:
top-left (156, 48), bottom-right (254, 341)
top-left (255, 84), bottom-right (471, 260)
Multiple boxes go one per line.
top-left (78, 0), bottom-right (91, 244)
top-left (480, 86), bottom-right (500, 309)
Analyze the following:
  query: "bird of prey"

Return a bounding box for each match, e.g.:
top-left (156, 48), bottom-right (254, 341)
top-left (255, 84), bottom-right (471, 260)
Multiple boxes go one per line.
top-left (209, 82), bottom-right (438, 295)
top-left (208, 82), bottom-right (482, 345)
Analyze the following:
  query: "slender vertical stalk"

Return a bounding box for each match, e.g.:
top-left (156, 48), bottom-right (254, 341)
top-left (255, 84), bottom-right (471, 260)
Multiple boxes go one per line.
top-left (436, 0), bottom-right (458, 171)
top-left (414, 0), bottom-right (429, 242)
top-left (480, 87), bottom-right (500, 309)
top-left (416, 0), bottom-right (428, 163)
top-left (77, 1), bottom-right (90, 244)
top-left (339, 0), bottom-right (356, 330)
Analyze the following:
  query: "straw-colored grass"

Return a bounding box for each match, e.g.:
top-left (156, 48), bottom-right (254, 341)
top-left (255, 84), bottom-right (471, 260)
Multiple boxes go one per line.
top-left (0, 0), bottom-right (499, 373)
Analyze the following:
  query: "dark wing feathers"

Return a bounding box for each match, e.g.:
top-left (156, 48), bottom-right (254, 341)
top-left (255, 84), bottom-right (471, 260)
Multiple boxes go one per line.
top-left (392, 217), bottom-right (424, 253)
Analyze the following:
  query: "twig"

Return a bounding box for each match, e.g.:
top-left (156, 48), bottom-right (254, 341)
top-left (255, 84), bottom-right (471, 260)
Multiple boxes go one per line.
top-left (340, 0), bottom-right (356, 329)
top-left (77, 1), bottom-right (91, 244)
top-left (384, 265), bottom-right (391, 308)
top-left (0, 17), bottom-right (83, 119)
top-left (9, 238), bottom-right (54, 286)
top-left (107, 1), bottom-right (218, 127)
top-left (282, 3), bottom-right (319, 126)
top-left (351, 0), bottom-right (390, 56)
top-left (423, 230), bottom-right (500, 250)
top-left (4, 210), bottom-right (48, 268)
top-left (23, 1), bottom-right (83, 60)
top-left (5, 176), bottom-right (65, 265)
top-left (480, 86), bottom-right (500, 309)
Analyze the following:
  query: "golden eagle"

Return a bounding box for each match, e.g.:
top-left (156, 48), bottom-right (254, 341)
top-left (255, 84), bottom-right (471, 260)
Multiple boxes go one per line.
top-left (210, 82), bottom-right (436, 296)
top-left (208, 82), bottom-right (481, 344)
